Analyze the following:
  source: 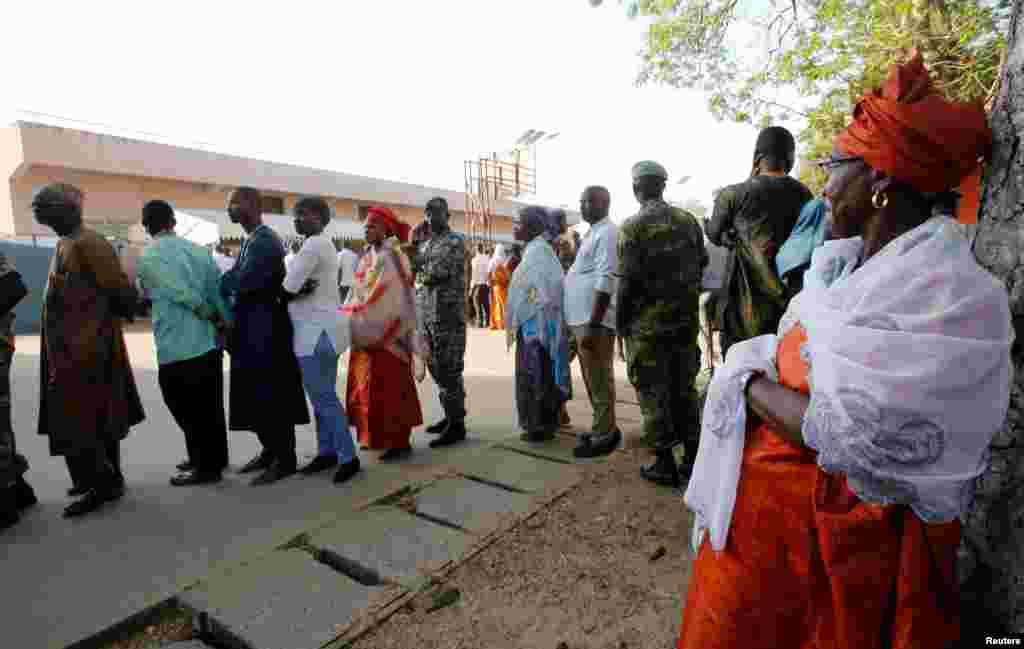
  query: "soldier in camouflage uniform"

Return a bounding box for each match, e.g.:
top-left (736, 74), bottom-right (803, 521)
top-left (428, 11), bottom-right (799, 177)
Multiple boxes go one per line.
top-left (0, 251), bottom-right (37, 530)
top-left (618, 161), bottom-right (708, 487)
top-left (412, 197), bottom-right (469, 448)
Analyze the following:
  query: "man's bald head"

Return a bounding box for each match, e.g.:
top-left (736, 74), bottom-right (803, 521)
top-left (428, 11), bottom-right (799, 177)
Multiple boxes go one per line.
top-left (228, 186), bottom-right (263, 230)
top-left (580, 185), bottom-right (611, 224)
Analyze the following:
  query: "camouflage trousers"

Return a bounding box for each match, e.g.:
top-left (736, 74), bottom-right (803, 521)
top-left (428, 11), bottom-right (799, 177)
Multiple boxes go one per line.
top-left (624, 328), bottom-right (701, 458)
top-left (0, 344), bottom-right (26, 488)
top-left (423, 319), bottom-right (467, 423)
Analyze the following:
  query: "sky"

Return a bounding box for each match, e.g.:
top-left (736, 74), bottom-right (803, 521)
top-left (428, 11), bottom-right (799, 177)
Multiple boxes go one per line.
top-left (2, 0), bottom-right (788, 222)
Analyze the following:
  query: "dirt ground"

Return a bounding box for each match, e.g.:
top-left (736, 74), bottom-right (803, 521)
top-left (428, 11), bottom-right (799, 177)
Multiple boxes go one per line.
top-left (350, 448), bottom-right (695, 649)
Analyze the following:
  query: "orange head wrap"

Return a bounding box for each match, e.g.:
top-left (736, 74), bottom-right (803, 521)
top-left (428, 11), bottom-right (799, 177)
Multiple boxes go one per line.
top-left (366, 206), bottom-right (410, 243)
top-left (835, 50), bottom-right (992, 194)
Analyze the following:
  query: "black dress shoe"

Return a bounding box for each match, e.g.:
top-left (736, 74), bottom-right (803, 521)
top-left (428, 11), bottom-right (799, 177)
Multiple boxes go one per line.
top-left (0, 509), bottom-right (18, 532)
top-left (62, 486), bottom-right (122, 518)
top-left (640, 453), bottom-right (680, 487)
top-left (299, 455), bottom-right (338, 475)
top-left (574, 429), bottom-right (621, 458)
top-left (429, 421), bottom-right (467, 448)
top-left (379, 446), bottom-right (412, 461)
top-left (170, 470), bottom-right (223, 487)
top-left (426, 419), bottom-right (448, 435)
top-left (176, 459), bottom-right (194, 472)
top-left (0, 487), bottom-right (19, 531)
top-left (520, 430), bottom-right (555, 443)
top-left (14, 478), bottom-right (38, 510)
top-left (238, 453), bottom-right (274, 474)
top-left (67, 485), bottom-right (88, 498)
top-left (250, 463), bottom-right (295, 486)
top-left (332, 458), bottom-right (361, 484)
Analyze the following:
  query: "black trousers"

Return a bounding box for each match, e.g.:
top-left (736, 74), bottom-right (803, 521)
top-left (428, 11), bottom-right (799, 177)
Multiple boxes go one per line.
top-left (65, 438), bottom-right (123, 492)
top-left (256, 427), bottom-right (296, 471)
top-left (157, 349), bottom-right (229, 473)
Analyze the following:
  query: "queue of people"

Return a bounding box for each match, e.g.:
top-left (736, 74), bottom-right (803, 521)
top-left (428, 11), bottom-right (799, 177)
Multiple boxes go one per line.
top-left (0, 51), bottom-right (1015, 646)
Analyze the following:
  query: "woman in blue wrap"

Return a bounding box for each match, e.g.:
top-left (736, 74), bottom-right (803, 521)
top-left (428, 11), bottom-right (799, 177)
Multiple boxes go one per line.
top-left (506, 206), bottom-right (572, 442)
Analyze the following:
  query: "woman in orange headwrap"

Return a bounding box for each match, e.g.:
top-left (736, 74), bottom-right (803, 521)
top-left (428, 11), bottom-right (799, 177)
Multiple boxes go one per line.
top-left (677, 51), bottom-right (1010, 649)
top-left (342, 206), bottom-right (424, 460)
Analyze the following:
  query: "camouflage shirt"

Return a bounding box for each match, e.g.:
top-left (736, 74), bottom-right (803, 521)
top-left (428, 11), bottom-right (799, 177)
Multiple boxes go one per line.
top-left (412, 229), bottom-right (467, 325)
top-left (0, 253), bottom-right (17, 349)
top-left (616, 198), bottom-right (708, 336)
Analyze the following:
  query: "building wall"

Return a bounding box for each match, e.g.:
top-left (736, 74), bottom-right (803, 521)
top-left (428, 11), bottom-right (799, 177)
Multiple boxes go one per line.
top-left (9, 165), bottom-right (513, 240)
top-left (3, 123), bottom-right (521, 240)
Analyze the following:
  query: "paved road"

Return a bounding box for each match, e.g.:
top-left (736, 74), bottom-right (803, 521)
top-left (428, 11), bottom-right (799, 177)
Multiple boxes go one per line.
top-left (2, 327), bottom-right (513, 649)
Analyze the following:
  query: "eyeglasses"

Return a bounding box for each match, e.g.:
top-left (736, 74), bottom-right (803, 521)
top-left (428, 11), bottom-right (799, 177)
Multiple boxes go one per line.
top-left (815, 156), bottom-right (861, 171)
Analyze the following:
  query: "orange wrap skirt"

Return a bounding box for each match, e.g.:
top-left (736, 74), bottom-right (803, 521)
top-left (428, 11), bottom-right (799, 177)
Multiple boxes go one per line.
top-left (678, 326), bottom-right (961, 649)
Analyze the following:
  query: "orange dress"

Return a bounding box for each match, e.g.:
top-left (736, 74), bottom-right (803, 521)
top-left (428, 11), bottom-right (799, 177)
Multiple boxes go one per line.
top-left (489, 264), bottom-right (510, 330)
top-left (678, 325), bottom-right (961, 649)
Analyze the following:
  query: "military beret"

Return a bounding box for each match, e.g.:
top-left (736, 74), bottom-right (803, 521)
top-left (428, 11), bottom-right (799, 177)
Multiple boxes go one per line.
top-left (631, 160), bottom-right (668, 181)
top-left (31, 183), bottom-right (83, 208)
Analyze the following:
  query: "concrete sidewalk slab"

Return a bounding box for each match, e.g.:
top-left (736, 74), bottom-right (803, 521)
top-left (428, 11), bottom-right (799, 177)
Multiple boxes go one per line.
top-left (457, 447), bottom-right (581, 494)
top-left (414, 477), bottom-right (535, 534)
top-left (310, 508), bottom-right (471, 586)
top-left (180, 549), bottom-right (376, 649)
top-left (498, 433), bottom-right (613, 464)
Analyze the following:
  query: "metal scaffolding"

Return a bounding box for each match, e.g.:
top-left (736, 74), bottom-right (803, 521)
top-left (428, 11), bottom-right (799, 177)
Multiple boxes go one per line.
top-left (463, 150), bottom-right (536, 243)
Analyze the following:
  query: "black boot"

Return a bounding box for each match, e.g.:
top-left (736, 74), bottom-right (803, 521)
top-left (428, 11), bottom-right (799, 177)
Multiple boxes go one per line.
top-left (429, 420), bottom-right (467, 448)
top-left (641, 451), bottom-right (680, 487)
top-left (426, 419), bottom-right (448, 435)
top-left (0, 487), bottom-right (19, 531)
top-left (13, 477), bottom-right (37, 510)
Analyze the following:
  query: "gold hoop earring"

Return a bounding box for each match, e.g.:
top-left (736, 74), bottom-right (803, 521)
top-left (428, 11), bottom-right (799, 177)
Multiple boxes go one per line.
top-left (872, 191), bottom-right (889, 209)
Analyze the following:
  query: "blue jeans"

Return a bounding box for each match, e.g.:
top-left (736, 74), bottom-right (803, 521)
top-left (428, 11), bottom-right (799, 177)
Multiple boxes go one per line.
top-left (297, 332), bottom-right (356, 464)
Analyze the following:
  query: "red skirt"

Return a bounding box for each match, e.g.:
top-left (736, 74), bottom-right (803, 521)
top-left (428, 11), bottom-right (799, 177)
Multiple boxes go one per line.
top-left (346, 349), bottom-right (423, 450)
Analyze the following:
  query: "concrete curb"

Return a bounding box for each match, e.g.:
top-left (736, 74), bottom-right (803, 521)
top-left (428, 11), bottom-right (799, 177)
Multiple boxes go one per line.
top-left (323, 478), bottom-right (583, 649)
top-left (60, 442), bottom-right (604, 649)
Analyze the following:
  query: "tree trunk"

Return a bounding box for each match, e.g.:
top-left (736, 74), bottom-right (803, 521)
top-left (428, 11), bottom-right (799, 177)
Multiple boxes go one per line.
top-left (962, 0), bottom-right (1024, 634)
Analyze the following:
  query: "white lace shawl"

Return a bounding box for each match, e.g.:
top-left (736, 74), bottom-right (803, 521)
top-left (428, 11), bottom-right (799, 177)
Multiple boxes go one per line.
top-left (686, 217), bottom-right (1013, 553)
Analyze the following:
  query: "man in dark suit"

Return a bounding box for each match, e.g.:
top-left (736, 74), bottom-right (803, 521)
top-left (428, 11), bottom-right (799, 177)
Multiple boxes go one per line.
top-left (221, 187), bottom-right (310, 485)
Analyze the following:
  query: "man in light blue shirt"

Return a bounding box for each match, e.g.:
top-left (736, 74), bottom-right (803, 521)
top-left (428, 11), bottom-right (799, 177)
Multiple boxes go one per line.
top-left (564, 186), bottom-right (621, 458)
top-left (137, 200), bottom-right (231, 486)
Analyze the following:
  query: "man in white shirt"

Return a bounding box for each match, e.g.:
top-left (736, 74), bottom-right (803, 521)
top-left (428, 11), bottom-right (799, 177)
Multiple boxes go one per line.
top-left (564, 186), bottom-right (621, 459)
top-left (284, 240), bottom-right (301, 269)
top-left (469, 244), bottom-right (491, 328)
top-left (336, 244), bottom-right (358, 304)
top-left (282, 197), bottom-right (360, 485)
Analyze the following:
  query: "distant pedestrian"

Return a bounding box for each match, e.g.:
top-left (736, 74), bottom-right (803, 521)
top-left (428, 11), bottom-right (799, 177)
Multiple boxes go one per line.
top-left (506, 206), bottom-right (571, 442)
top-left (0, 251), bottom-right (36, 531)
top-left (336, 242), bottom-right (358, 304)
top-left (221, 187), bottom-right (310, 486)
top-left (414, 197), bottom-right (469, 447)
top-left (618, 162), bottom-right (708, 486)
top-left (470, 244), bottom-right (491, 328)
top-left (565, 186), bottom-right (621, 458)
top-left (488, 244), bottom-right (511, 330)
top-left (344, 207), bottom-right (424, 460)
top-left (285, 197), bottom-right (360, 483)
top-left (32, 183), bottom-right (145, 518)
top-left (212, 244), bottom-right (235, 274)
top-left (137, 200), bottom-right (231, 486)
